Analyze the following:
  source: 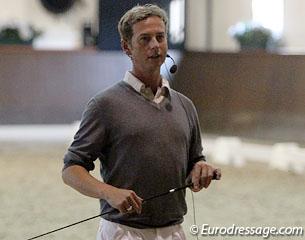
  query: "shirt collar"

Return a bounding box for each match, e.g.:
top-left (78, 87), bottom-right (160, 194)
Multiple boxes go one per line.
top-left (123, 71), bottom-right (170, 97)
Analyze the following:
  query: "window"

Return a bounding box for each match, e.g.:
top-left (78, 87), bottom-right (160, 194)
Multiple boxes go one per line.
top-left (252, 0), bottom-right (284, 37)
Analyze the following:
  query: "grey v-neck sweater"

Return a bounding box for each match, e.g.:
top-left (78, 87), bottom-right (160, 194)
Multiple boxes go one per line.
top-left (64, 81), bottom-right (204, 228)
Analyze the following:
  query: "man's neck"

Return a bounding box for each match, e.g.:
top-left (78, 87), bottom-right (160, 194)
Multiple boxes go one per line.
top-left (131, 68), bottom-right (161, 94)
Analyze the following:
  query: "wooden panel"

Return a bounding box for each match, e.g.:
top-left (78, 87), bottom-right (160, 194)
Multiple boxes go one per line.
top-left (1, 48), bottom-right (305, 142)
top-left (172, 51), bottom-right (305, 143)
top-left (0, 46), bottom-right (131, 124)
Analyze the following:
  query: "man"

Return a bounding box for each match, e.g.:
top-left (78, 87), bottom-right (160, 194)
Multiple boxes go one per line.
top-left (62, 4), bottom-right (221, 240)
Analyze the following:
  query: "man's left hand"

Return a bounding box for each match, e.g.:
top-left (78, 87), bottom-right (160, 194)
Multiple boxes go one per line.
top-left (188, 161), bottom-right (221, 192)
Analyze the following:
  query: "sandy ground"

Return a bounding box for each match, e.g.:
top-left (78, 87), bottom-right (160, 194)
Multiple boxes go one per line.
top-left (0, 143), bottom-right (304, 240)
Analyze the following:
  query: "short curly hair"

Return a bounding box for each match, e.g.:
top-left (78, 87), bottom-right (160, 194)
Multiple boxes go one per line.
top-left (118, 4), bottom-right (168, 43)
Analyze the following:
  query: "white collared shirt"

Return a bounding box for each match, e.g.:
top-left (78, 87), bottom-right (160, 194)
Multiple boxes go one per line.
top-left (123, 71), bottom-right (170, 104)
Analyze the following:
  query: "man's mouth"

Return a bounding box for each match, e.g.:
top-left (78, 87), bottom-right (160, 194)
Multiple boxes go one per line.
top-left (149, 54), bottom-right (161, 59)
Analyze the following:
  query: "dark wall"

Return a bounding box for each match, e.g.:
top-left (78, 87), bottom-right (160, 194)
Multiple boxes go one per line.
top-left (98, 0), bottom-right (184, 50)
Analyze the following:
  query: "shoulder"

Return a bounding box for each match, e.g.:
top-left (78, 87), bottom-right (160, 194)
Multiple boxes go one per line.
top-left (170, 89), bottom-right (196, 111)
top-left (89, 82), bottom-right (128, 108)
top-left (80, 83), bottom-right (127, 124)
top-left (78, 82), bottom-right (124, 118)
top-left (93, 82), bottom-right (124, 101)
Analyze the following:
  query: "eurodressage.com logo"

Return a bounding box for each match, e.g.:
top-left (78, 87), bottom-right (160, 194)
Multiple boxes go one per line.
top-left (190, 224), bottom-right (304, 238)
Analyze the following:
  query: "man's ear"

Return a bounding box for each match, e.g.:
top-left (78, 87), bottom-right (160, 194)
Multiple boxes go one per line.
top-left (121, 40), bottom-right (132, 57)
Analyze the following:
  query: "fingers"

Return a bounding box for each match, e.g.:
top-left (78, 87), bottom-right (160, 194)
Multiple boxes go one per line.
top-left (105, 186), bottom-right (143, 214)
top-left (191, 163), bottom-right (202, 191)
top-left (121, 199), bottom-right (132, 213)
top-left (119, 191), bottom-right (143, 214)
top-left (127, 191), bottom-right (143, 214)
top-left (189, 162), bottom-right (221, 192)
top-left (202, 166), bottom-right (213, 188)
top-left (214, 168), bottom-right (222, 180)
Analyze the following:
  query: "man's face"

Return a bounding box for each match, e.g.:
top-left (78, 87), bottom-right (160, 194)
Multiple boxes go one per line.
top-left (124, 16), bottom-right (168, 73)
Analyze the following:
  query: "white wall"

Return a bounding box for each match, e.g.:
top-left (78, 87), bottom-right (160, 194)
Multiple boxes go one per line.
top-left (283, 0), bottom-right (305, 53)
top-left (186, 0), bottom-right (252, 51)
top-left (185, 0), bottom-right (207, 51)
top-left (211, 0), bottom-right (252, 51)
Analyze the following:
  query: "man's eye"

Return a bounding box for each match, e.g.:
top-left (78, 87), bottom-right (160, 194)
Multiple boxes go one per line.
top-left (156, 35), bottom-right (164, 42)
top-left (140, 37), bottom-right (150, 43)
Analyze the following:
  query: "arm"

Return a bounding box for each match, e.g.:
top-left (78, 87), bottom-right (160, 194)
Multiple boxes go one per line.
top-left (62, 165), bottom-right (142, 214)
top-left (62, 99), bottom-right (142, 214)
top-left (179, 97), bottom-right (221, 191)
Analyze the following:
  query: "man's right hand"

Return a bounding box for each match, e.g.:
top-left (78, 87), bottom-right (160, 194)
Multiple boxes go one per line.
top-left (104, 185), bottom-right (143, 214)
top-left (62, 165), bottom-right (142, 214)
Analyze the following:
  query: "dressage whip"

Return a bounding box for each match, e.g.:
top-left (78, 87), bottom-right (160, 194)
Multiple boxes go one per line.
top-left (27, 171), bottom-right (220, 240)
top-left (26, 183), bottom-right (193, 240)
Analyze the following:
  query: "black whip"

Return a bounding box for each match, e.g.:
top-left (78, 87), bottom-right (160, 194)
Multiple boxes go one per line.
top-left (26, 183), bottom-right (193, 240)
top-left (26, 170), bottom-right (220, 240)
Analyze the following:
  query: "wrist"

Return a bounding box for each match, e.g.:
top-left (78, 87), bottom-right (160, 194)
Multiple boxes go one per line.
top-left (98, 183), bottom-right (115, 200)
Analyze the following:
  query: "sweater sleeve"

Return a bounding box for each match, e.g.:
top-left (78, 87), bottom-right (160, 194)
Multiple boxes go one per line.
top-left (176, 93), bottom-right (206, 173)
top-left (63, 98), bottom-right (107, 172)
top-left (188, 101), bottom-right (205, 164)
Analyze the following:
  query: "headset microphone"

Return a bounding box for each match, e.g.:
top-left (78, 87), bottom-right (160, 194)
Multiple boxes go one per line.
top-left (166, 54), bottom-right (178, 74)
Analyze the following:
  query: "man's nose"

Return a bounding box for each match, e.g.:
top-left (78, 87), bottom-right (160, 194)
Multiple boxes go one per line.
top-left (149, 37), bottom-right (160, 49)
